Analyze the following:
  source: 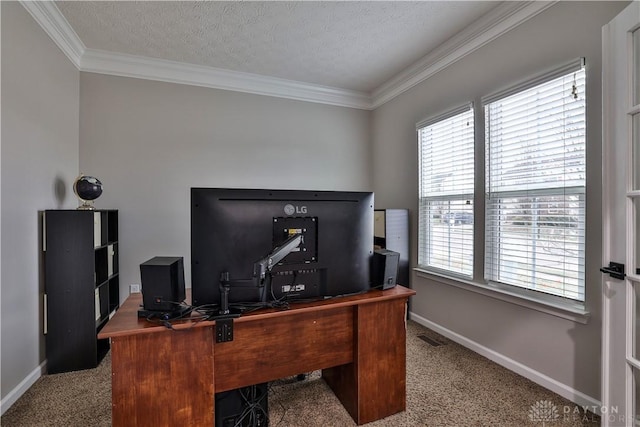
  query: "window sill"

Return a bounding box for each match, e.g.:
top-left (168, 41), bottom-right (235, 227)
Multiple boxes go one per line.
top-left (414, 268), bottom-right (590, 324)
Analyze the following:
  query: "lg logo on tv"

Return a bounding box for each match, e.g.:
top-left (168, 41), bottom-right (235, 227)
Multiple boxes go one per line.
top-left (284, 204), bottom-right (307, 215)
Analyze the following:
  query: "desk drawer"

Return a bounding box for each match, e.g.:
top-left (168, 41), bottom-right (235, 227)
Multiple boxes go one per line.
top-left (214, 306), bottom-right (353, 391)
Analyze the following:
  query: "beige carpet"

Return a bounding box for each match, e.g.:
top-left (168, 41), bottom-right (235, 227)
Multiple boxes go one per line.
top-left (2, 321), bottom-right (598, 426)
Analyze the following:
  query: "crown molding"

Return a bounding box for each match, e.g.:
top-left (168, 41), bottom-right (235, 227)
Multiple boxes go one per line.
top-left (21, 1), bottom-right (555, 110)
top-left (80, 49), bottom-right (372, 109)
top-left (19, 0), bottom-right (85, 68)
top-left (18, 1), bottom-right (371, 109)
top-left (370, 1), bottom-right (557, 109)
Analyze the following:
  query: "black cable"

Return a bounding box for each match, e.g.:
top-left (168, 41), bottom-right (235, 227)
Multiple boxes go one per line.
top-left (232, 384), bottom-right (269, 427)
top-left (268, 270), bottom-right (303, 309)
top-left (146, 281), bottom-right (378, 329)
top-left (142, 301), bottom-right (218, 329)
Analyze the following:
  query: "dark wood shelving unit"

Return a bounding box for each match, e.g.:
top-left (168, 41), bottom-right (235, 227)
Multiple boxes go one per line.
top-left (44, 209), bottom-right (119, 373)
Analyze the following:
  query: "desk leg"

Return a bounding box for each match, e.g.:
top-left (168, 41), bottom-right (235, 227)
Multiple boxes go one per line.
top-left (110, 326), bottom-right (214, 427)
top-left (324, 298), bottom-right (407, 425)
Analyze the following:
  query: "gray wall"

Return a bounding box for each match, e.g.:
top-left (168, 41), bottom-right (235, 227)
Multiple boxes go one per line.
top-left (1, 1), bottom-right (79, 402)
top-left (371, 1), bottom-right (628, 400)
top-left (79, 73), bottom-right (372, 298)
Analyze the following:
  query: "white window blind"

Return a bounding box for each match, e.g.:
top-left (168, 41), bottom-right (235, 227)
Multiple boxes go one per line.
top-left (418, 106), bottom-right (474, 276)
top-left (484, 62), bottom-right (586, 301)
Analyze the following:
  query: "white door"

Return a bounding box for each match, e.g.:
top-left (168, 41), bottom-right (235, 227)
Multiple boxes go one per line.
top-left (602, 2), bottom-right (640, 426)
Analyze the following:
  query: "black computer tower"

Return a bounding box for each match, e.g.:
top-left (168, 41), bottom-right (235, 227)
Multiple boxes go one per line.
top-left (215, 383), bottom-right (269, 427)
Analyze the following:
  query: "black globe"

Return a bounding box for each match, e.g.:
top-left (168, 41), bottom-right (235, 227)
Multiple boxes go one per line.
top-left (74, 175), bottom-right (103, 201)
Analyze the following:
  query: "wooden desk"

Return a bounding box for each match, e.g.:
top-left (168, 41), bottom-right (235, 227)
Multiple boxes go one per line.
top-left (99, 286), bottom-right (415, 426)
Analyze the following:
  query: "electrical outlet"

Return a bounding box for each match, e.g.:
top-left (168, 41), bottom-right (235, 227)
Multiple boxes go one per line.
top-left (130, 283), bottom-right (141, 294)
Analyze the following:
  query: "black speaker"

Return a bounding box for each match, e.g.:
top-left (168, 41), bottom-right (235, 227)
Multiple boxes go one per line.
top-left (371, 249), bottom-right (400, 290)
top-left (140, 256), bottom-right (185, 312)
top-left (215, 383), bottom-right (268, 427)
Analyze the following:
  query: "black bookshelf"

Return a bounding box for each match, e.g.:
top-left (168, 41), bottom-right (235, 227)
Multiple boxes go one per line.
top-left (44, 209), bottom-right (119, 373)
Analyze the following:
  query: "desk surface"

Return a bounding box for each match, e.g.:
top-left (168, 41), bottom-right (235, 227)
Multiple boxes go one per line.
top-left (99, 285), bottom-right (415, 339)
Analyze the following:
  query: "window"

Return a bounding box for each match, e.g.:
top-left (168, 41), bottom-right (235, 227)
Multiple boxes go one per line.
top-left (484, 61), bottom-right (586, 301)
top-left (417, 106), bottom-right (474, 276)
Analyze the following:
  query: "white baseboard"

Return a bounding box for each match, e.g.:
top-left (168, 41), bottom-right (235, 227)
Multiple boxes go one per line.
top-left (409, 312), bottom-right (602, 412)
top-left (0, 360), bottom-right (46, 415)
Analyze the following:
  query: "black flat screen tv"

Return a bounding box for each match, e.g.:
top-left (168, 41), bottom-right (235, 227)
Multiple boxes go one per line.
top-left (191, 188), bottom-right (374, 310)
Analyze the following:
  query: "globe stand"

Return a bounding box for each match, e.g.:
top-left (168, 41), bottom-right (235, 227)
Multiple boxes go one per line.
top-left (76, 199), bottom-right (96, 210)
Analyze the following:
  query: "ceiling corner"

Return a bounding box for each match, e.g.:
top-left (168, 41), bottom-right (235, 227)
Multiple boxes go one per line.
top-left (20, 0), bottom-right (85, 68)
top-left (22, 1), bottom-right (372, 110)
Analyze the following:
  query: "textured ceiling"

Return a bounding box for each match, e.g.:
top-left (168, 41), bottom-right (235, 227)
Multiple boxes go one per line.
top-left (55, 1), bottom-right (500, 93)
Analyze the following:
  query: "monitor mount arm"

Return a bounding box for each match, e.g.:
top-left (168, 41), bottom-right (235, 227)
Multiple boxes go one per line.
top-left (253, 233), bottom-right (303, 284)
top-left (219, 233), bottom-right (303, 315)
